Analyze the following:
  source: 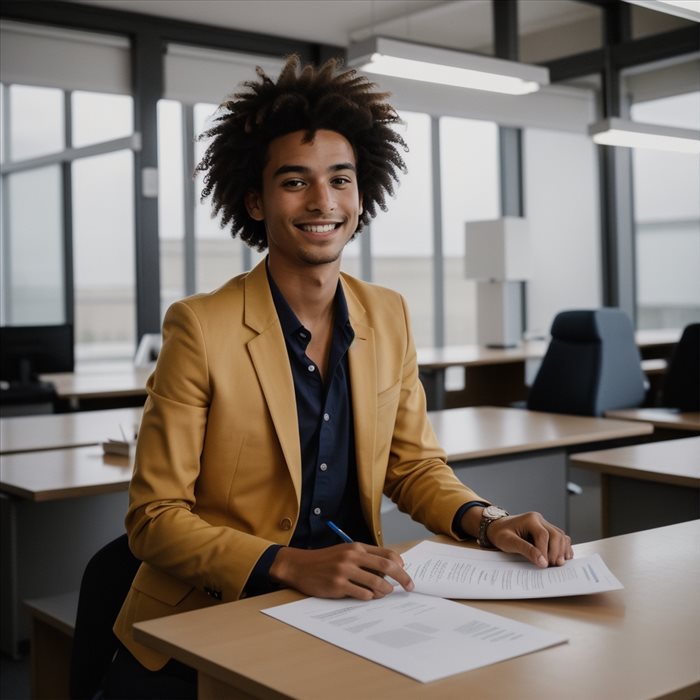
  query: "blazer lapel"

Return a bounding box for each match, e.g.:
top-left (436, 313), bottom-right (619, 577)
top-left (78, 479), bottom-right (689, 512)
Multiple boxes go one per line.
top-left (244, 261), bottom-right (302, 504)
top-left (343, 277), bottom-right (379, 531)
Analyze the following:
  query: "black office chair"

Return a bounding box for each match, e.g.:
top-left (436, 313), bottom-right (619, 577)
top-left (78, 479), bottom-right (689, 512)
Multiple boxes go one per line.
top-left (660, 323), bottom-right (700, 411)
top-left (70, 534), bottom-right (140, 700)
top-left (527, 308), bottom-right (647, 417)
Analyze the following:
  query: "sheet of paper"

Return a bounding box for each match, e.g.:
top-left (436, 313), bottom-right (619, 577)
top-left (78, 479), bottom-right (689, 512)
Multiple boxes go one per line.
top-left (401, 541), bottom-right (623, 599)
top-left (262, 591), bottom-right (567, 683)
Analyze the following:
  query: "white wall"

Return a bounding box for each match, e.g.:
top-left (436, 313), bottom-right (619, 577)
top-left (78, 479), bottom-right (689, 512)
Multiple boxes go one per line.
top-left (523, 129), bottom-right (602, 337)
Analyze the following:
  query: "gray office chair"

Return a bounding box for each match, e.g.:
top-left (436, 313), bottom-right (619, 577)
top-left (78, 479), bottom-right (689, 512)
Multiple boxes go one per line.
top-left (527, 308), bottom-right (647, 417)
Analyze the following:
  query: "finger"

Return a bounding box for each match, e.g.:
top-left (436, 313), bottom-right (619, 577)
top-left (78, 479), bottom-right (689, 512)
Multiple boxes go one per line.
top-left (498, 532), bottom-right (548, 568)
top-left (364, 552), bottom-right (414, 592)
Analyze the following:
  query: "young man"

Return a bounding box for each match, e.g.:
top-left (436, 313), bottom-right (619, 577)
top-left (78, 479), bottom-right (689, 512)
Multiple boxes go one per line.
top-left (107, 56), bottom-right (572, 698)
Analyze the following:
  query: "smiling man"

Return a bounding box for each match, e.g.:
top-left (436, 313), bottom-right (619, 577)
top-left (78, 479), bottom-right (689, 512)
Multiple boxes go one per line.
top-left (106, 56), bottom-right (572, 699)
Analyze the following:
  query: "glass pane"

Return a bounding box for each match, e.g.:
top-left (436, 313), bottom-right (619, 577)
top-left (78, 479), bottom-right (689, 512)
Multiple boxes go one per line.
top-left (157, 99), bottom-right (185, 316)
top-left (72, 150), bottom-right (136, 361)
top-left (371, 111), bottom-right (434, 348)
top-left (632, 93), bottom-right (700, 331)
top-left (440, 116), bottom-right (500, 345)
top-left (194, 102), bottom-right (245, 292)
top-left (9, 85), bottom-right (64, 161)
top-left (71, 91), bottom-right (133, 148)
top-left (3, 166), bottom-right (64, 324)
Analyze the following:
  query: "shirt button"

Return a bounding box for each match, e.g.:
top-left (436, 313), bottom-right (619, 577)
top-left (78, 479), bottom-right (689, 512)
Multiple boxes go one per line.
top-left (299, 331), bottom-right (307, 339)
top-left (319, 463), bottom-right (328, 471)
top-left (308, 364), bottom-right (315, 372)
top-left (323, 413), bottom-right (330, 421)
top-left (313, 507), bottom-right (321, 516)
top-left (280, 517), bottom-right (293, 530)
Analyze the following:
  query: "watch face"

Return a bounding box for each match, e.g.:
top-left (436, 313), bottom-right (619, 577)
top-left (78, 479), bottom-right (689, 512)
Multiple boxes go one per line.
top-left (484, 505), bottom-right (508, 519)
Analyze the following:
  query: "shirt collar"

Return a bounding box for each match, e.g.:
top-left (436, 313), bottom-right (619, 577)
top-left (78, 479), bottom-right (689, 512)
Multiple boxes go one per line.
top-left (266, 258), bottom-right (352, 342)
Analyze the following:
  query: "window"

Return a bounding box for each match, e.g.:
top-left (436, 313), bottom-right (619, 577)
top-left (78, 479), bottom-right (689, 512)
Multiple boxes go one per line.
top-left (631, 92), bottom-right (700, 330)
top-left (440, 116), bottom-right (500, 345)
top-left (9, 85), bottom-right (64, 161)
top-left (72, 150), bottom-right (135, 359)
top-left (371, 111), bottom-right (434, 347)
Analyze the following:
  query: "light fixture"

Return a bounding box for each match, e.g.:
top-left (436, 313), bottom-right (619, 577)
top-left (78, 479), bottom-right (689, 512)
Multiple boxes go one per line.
top-left (347, 37), bottom-right (550, 96)
top-left (589, 117), bottom-right (700, 154)
top-left (622, 0), bottom-right (700, 22)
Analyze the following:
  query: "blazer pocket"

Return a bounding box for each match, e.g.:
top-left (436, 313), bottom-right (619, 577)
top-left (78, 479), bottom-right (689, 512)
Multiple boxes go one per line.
top-left (131, 563), bottom-right (194, 607)
top-left (377, 379), bottom-right (401, 409)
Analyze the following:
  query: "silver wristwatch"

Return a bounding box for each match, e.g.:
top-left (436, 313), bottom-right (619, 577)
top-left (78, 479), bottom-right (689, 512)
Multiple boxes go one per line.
top-left (477, 505), bottom-right (509, 548)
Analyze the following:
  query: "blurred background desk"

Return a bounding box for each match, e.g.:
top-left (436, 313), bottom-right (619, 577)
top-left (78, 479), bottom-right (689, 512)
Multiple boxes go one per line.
top-left (605, 408), bottom-right (700, 436)
top-left (383, 407), bottom-right (652, 544)
top-left (39, 363), bottom-right (152, 411)
top-left (0, 446), bottom-right (131, 656)
top-left (570, 436), bottom-right (700, 536)
top-left (417, 329), bottom-right (679, 410)
top-left (0, 407), bottom-right (143, 455)
top-left (133, 520), bottom-right (700, 700)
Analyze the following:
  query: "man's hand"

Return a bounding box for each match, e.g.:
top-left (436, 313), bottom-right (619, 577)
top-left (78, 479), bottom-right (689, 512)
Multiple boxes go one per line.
top-left (269, 543), bottom-right (414, 600)
top-left (486, 511), bottom-right (573, 567)
top-left (462, 508), bottom-right (573, 568)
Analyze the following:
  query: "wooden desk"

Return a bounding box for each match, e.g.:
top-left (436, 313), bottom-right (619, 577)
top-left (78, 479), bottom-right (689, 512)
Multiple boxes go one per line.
top-left (417, 341), bottom-right (546, 409)
top-left (0, 406), bottom-right (143, 455)
top-left (570, 437), bottom-right (700, 536)
top-left (382, 407), bottom-right (652, 544)
top-left (417, 329), bottom-right (678, 410)
top-left (0, 447), bottom-right (131, 656)
top-left (134, 520), bottom-right (700, 700)
top-left (605, 408), bottom-right (700, 433)
top-left (38, 362), bottom-right (153, 411)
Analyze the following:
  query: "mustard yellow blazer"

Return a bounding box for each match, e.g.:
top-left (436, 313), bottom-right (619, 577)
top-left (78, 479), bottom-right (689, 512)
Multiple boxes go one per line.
top-left (114, 259), bottom-right (484, 669)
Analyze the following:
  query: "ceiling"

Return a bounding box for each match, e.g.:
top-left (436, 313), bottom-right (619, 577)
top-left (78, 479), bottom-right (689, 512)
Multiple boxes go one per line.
top-left (64, 0), bottom-right (600, 52)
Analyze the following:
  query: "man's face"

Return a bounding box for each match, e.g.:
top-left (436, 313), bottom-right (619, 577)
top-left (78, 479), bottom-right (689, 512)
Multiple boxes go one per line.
top-left (245, 129), bottom-right (362, 269)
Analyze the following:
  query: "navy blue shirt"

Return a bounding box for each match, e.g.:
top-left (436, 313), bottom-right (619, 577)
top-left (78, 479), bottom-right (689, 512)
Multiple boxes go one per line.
top-left (245, 268), bottom-right (372, 595)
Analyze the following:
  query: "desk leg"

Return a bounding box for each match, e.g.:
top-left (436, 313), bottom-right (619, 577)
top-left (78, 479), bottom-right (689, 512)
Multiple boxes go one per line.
top-left (0, 494), bottom-right (20, 658)
top-left (419, 368), bottom-right (445, 411)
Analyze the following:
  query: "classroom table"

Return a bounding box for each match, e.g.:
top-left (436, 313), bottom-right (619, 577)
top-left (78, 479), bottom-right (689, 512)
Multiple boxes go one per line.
top-left (383, 407), bottom-right (653, 543)
top-left (604, 408), bottom-right (700, 434)
top-left (0, 406), bottom-right (650, 656)
top-left (0, 446), bottom-right (131, 656)
top-left (133, 519), bottom-right (700, 700)
top-left (417, 329), bottom-right (679, 410)
top-left (569, 436), bottom-right (700, 536)
top-left (36, 329), bottom-right (678, 412)
top-left (0, 406), bottom-right (143, 455)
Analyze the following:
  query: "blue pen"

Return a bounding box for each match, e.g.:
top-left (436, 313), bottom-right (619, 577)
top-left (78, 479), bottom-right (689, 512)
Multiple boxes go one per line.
top-left (326, 519), bottom-right (353, 543)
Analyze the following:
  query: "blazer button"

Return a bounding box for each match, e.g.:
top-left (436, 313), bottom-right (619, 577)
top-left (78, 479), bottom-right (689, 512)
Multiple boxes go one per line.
top-left (280, 517), bottom-right (293, 531)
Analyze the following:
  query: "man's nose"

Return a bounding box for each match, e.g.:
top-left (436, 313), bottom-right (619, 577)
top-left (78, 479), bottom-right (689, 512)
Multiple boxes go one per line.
top-left (306, 183), bottom-right (336, 212)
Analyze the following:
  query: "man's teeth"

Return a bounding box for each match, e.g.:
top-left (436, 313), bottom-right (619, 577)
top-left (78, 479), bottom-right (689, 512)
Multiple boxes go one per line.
top-left (300, 224), bottom-right (337, 233)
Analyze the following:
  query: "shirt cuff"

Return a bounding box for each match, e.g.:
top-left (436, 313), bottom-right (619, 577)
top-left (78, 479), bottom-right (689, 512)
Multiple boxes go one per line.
top-left (243, 544), bottom-right (284, 598)
top-left (452, 501), bottom-right (490, 539)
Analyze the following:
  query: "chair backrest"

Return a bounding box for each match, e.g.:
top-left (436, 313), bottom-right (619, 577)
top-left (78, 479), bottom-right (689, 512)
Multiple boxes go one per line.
top-left (661, 323), bottom-right (700, 411)
top-left (527, 308), bottom-right (646, 416)
top-left (69, 533), bottom-right (140, 700)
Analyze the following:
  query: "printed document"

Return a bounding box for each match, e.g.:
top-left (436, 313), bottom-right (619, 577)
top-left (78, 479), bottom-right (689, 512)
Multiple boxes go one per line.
top-left (401, 541), bottom-right (623, 599)
top-left (262, 591), bottom-right (567, 683)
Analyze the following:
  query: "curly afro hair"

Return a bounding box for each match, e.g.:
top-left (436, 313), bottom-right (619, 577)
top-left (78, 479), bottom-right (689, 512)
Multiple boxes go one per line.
top-left (195, 54), bottom-right (407, 251)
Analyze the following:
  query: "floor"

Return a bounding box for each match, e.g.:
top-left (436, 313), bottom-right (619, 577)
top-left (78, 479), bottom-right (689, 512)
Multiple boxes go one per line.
top-left (0, 652), bottom-right (30, 700)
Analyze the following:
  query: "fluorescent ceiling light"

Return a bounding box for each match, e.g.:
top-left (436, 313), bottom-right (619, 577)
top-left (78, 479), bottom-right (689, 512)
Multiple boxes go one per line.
top-left (622, 0), bottom-right (700, 22)
top-left (347, 37), bottom-right (549, 96)
top-left (589, 117), bottom-right (700, 153)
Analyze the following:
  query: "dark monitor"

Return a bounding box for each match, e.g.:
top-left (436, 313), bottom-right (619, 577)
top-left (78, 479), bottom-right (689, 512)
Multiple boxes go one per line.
top-left (0, 324), bottom-right (74, 383)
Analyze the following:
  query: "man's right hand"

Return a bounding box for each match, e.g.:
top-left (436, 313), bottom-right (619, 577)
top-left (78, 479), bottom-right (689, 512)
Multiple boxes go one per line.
top-left (268, 543), bottom-right (414, 600)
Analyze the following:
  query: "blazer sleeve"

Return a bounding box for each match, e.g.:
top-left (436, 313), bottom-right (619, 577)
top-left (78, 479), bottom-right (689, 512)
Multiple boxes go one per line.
top-left (125, 299), bottom-right (276, 602)
top-left (382, 295), bottom-right (488, 538)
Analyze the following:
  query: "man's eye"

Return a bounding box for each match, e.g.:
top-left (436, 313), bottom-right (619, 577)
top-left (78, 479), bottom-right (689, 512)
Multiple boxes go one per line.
top-left (332, 177), bottom-right (351, 186)
top-left (283, 179), bottom-right (305, 188)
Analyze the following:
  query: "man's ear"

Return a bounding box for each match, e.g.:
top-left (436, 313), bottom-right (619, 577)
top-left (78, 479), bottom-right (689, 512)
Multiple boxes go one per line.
top-left (245, 190), bottom-right (264, 221)
top-left (359, 194), bottom-right (364, 216)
